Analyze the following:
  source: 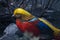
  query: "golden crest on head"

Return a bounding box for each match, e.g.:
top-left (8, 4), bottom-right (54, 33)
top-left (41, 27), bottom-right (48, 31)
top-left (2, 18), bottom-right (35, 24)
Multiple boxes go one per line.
top-left (14, 8), bottom-right (34, 20)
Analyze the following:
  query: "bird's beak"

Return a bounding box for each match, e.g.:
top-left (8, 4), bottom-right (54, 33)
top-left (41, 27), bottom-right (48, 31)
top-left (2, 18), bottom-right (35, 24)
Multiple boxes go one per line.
top-left (12, 14), bottom-right (14, 17)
